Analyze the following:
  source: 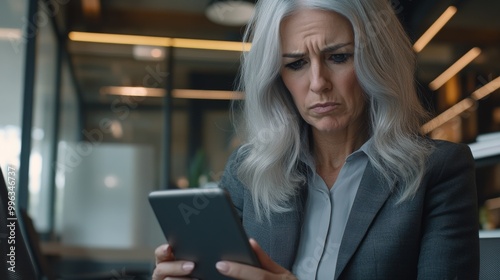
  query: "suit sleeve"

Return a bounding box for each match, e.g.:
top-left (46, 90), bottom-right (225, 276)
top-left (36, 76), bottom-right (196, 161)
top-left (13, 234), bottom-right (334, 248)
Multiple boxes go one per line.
top-left (418, 143), bottom-right (479, 280)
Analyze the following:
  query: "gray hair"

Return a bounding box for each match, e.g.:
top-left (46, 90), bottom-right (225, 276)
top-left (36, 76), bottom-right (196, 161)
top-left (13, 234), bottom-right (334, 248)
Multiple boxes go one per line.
top-left (235, 0), bottom-right (432, 219)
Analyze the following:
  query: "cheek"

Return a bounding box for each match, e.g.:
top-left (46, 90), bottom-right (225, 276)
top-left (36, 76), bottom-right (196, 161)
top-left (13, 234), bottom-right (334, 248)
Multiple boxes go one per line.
top-left (341, 72), bottom-right (366, 113)
top-left (281, 74), bottom-right (306, 104)
top-left (351, 87), bottom-right (367, 117)
top-left (343, 71), bottom-right (363, 99)
top-left (282, 72), bottom-right (303, 91)
top-left (353, 81), bottom-right (365, 105)
top-left (342, 68), bottom-right (359, 88)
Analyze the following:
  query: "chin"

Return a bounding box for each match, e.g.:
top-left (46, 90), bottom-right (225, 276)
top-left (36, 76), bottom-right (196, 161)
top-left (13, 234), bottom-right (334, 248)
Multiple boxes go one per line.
top-left (312, 124), bottom-right (346, 134)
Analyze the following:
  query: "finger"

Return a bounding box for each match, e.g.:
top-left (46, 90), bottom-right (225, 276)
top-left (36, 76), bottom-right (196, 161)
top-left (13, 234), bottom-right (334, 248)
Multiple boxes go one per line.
top-left (216, 260), bottom-right (270, 280)
top-left (249, 239), bottom-right (288, 274)
top-left (216, 260), bottom-right (296, 280)
top-left (152, 260), bottom-right (195, 279)
top-left (155, 244), bottom-right (174, 264)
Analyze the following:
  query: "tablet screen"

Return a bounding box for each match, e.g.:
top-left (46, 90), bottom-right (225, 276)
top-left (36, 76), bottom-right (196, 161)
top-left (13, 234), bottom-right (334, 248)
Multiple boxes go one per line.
top-left (149, 188), bottom-right (260, 279)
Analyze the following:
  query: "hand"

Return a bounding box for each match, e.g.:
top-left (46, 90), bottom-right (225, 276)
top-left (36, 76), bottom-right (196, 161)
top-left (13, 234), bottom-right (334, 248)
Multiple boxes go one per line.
top-left (152, 244), bottom-right (196, 280)
top-left (215, 239), bottom-right (297, 280)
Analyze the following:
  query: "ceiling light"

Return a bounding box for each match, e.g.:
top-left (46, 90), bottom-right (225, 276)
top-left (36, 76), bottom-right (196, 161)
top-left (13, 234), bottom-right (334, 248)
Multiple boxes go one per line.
top-left (100, 86), bottom-right (163, 97)
top-left (174, 89), bottom-right (244, 100)
top-left (100, 86), bottom-right (244, 100)
top-left (471, 76), bottom-right (500, 100)
top-left (133, 45), bottom-right (165, 61)
top-left (69, 32), bottom-right (169, 46)
top-left (413, 6), bottom-right (457, 53)
top-left (421, 98), bottom-right (474, 134)
top-left (428, 47), bottom-right (481, 91)
top-left (68, 32), bottom-right (251, 52)
top-left (205, 0), bottom-right (255, 26)
top-left (172, 38), bottom-right (251, 52)
top-left (0, 28), bottom-right (21, 40)
top-left (422, 76), bottom-right (500, 134)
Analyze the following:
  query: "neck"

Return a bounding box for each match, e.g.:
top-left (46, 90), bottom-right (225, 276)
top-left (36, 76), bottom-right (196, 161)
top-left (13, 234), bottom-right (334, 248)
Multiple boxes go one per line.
top-left (310, 126), bottom-right (368, 189)
top-left (311, 124), bottom-right (369, 170)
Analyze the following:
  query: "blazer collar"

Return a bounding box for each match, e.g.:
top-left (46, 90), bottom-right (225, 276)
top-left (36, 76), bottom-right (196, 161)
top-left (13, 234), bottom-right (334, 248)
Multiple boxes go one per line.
top-left (334, 162), bottom-right (393, 279)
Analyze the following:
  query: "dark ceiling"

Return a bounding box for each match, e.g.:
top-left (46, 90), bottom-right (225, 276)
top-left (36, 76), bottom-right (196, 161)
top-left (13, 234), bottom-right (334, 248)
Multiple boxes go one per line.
top-left (58, 0), bottom-right (500, 136)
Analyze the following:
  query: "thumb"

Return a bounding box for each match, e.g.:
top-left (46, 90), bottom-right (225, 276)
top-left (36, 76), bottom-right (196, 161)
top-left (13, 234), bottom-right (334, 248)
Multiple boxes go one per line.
top-left (155, 244), bottom-right (174, 265)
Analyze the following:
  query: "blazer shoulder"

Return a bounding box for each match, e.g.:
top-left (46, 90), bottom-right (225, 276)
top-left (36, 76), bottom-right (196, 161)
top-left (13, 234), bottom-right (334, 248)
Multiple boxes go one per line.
top-left (427, 139), bottom-right (474, 166)
top-left (424, 138), bottom-right (476, 181)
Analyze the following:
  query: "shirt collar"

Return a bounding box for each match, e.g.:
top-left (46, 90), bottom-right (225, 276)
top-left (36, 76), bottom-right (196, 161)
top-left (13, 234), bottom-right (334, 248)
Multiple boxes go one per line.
top-left (301, 137), bottom-right (373, 170)
top-left (346, 137), bottom-right (372, 162)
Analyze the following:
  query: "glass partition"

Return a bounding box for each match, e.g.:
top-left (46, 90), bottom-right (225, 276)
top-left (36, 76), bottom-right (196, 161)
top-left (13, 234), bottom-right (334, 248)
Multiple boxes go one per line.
top-left (0, 0), bottom-right (28, 172)
top-left (54, 56), bottom-right (80, 237)
top-left (28, 2), bottom-right (58, 232)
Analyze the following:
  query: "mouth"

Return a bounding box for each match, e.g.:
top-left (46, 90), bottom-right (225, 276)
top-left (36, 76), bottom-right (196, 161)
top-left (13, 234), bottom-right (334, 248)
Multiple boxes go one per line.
top-left (310, 102), bottom-right (339, 114)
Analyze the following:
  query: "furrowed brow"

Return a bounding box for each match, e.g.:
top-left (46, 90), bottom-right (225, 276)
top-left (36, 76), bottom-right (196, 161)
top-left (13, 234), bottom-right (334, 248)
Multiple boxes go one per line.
top-left (320, 42), bottom-right (353, 53)
top-left (282, 42), bottom-right (353, 58)
top-left (282, 52), bottom-right (305, 58)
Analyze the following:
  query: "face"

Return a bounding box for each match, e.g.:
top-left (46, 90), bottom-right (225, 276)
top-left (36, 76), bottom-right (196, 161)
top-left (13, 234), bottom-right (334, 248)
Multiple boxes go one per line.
top-left (280, 9), bottom-right (366, 136)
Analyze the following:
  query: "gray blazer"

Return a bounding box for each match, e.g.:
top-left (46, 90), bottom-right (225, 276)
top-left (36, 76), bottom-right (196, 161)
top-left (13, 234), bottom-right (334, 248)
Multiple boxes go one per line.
top-left (219, 140), bottom-right (479, 280)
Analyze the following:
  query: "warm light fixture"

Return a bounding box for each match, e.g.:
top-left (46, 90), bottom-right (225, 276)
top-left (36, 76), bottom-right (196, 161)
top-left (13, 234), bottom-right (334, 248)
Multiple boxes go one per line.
top-left (173, 89), bottom-right (244, 100)
top-left (69, 32), bottom-right (169, 46)
top-left (133, 45), bottom-right (165, 61)
top-left (413, 6), bottom-right (457, 53)
top-left (420, 98), bottom-right (474, 134)
top-left (471, 76), bottom-right (500, 100)
top-left (68, 32), bottom-right (251, 52)
top-left (0, 28), bottom-right (21, 40)
top-left (205, 0), bottom-right (255, 26)
top-left (422, 76), bottom-right (500, 134)
top-left (100, 86), bottom-right (244, 100)
top-left (428, 47), bottom-right (481, 91)
top-left (101, 86), bottom-right (160, 97)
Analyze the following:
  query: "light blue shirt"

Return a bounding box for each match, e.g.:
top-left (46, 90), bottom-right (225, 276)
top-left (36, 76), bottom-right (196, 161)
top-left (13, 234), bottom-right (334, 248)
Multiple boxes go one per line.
top-left (292, 140), bottom-right (371, 280)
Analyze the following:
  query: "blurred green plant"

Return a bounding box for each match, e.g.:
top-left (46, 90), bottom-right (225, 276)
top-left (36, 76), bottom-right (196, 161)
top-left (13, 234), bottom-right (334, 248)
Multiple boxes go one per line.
top-left (188, 149), bottom-right (208, 188)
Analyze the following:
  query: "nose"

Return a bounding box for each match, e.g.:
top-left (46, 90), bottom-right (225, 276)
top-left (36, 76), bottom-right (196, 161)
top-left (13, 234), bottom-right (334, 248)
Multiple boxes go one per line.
top-left (309, 62), bottom-right (331, 94)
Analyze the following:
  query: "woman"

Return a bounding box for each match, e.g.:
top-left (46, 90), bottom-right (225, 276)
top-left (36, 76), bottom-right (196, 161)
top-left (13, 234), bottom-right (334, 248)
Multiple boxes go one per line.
top-left (153, 0), bottom-right (479, 279)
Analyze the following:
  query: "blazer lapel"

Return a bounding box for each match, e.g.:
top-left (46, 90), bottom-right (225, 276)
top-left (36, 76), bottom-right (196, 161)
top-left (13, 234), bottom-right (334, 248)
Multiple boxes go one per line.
top-left (266, 180), bottom-right (309, 270)
top-left (334, 162), bottom-right (393, 279)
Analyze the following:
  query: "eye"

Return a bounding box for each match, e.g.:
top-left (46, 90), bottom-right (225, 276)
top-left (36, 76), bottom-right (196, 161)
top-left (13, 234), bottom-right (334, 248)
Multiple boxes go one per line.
top-left (285, 59), bottom-right (307, 71)
top-left (329, 53), bottom-right (353, 64)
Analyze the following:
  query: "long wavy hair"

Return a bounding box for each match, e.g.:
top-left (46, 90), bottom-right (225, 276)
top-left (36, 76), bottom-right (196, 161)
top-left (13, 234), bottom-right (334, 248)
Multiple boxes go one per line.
top-left (235, 0), bottom-right (432, 219)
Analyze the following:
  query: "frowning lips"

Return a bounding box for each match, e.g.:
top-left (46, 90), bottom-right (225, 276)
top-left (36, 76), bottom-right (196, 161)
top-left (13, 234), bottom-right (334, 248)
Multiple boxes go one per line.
top-left (309, 102), bottom-right (340, 114)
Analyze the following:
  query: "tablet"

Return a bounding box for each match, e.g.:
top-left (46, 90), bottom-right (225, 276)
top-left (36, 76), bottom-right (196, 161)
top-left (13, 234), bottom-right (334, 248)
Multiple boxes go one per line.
top-left (148, 188), bottom-right (260, 279)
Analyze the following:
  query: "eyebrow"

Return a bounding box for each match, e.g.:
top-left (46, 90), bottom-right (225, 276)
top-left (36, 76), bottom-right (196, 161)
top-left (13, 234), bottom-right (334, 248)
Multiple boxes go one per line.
top-left (282, 42), bottom-right (353, 58)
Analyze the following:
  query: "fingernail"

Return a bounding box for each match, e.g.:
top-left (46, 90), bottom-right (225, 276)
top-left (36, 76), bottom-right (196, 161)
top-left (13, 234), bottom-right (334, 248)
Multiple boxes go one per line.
top-left (182, 262), bottom-right (195, 271)
top-left (216, 261), bottom-right (229, 273)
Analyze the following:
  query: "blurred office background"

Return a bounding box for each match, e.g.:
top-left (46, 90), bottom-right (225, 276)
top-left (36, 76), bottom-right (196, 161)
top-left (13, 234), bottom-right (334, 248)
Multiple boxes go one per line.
top-left (0, 0), bottom-right (499, 278)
